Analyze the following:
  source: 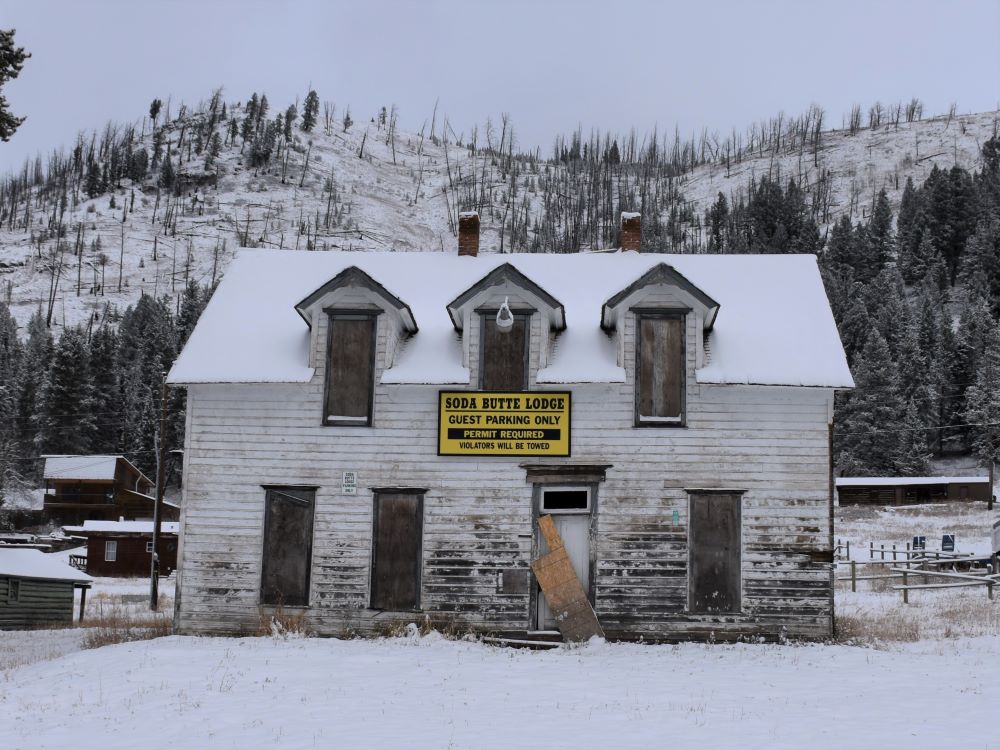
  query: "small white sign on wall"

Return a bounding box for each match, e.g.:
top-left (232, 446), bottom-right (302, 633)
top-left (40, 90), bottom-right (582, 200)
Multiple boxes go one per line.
top-left (342, 471), bottom-right (358, 495)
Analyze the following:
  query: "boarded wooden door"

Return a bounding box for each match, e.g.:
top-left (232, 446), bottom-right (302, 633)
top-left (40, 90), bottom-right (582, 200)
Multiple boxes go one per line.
top-left (480, 314), bottom-right (528, 391)
top-left (689, 493), bottom-right (741, 613)
top-left (371, 492), bottom-right (423, 610)
top-left (537, 514), bottom-right (590, 629)
top-left (261, 488), bottom-right (315, 607)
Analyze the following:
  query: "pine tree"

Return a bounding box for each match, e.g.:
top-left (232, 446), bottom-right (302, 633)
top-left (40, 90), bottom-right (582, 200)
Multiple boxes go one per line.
top-left (835, 330), bottom-right (910, 475)
top-left (0, 29), bottom-right (30, 141)
top-left (0, 301), bottom-right (21, 505)
top-left (85, 159), bottom-right (102, 198)
top-left (35, 327), bottom-right (97, 455)
top-left (149, 98), bottom-right (162, 127)
top-left (16, 311), bottom-right (52, 457)
top-left (964, 323), bottom-right (1000, 468)
top-left (284, 104), bottom-right (296, 139)
top-left (204, 133), bottom-right (222, 172)
top-left (117, 296), bottom-right (177, 476)
top-left (864, 189), bottom-right (893, 276)
top-left (89, 324), bottom-right (121, 454)
top-left (302, 90), bottom-right (319, 133)
top-left (159, 154), bottom-right (175, 191)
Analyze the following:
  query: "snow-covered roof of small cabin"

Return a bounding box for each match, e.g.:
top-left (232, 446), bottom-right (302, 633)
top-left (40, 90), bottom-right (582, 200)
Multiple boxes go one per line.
top-left (836, 476), bottom-right (990, 487)
top-left (0, 548), bottom-right (91, 583)
top-left (42, 455), bottom-right (149, 483)
top-left (167, 249), bottom-right (854, 388)
top-left (62, 521), bottom-right (180, 535)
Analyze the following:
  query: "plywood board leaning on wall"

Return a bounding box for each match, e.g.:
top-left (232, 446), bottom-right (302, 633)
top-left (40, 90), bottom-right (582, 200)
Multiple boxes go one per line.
top-left (531, 514), bottom-right (605, 642)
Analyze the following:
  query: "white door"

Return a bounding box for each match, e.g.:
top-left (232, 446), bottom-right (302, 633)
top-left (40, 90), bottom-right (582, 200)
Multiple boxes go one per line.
top-left (536, 514), bottom-right (591, 630)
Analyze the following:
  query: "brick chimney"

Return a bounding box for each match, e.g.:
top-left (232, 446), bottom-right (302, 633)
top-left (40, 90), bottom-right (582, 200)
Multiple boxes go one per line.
top-left (621, 212), bottom-right (641, 252)
top-left (458, 211), bottom-right (480, 257)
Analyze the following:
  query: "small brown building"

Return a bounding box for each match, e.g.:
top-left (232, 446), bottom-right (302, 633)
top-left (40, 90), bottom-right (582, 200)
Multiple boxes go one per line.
top-left (0, 548), bottom-right (91, 629)
top-left (836, 476), bottom-right (992, 506)
top-left (42, 455), bottom-right (178, 526)
top-left (62, 521), bottom-right (179, 578)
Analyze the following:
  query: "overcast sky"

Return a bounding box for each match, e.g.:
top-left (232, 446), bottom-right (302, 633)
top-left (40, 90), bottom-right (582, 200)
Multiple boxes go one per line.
top-left (2, 0), bottom-right (999, 172)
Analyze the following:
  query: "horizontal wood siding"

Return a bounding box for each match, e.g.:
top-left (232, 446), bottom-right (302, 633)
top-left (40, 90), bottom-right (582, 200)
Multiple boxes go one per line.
top-left (176, 302), bottom-right (835, 641)
top-left (0, 576), bottom-right (76, 630)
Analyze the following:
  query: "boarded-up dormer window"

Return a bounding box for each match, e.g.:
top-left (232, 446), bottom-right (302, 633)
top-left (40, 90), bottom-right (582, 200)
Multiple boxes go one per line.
top-left (479, 312), bottom-right (529, 391)
top-left (635, 313), bottom-right (685, 426)
top-left (324, 312), bottom-right (377, 426)
top-left (261, 487), bottom-right (316, 607)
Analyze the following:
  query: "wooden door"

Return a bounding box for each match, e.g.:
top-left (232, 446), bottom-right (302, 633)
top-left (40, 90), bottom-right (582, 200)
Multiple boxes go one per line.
top-left (261, 488), bottom-right (315, 607)
top-left (371, 492), bottom-right (423, 610)
top-left (689, 493), bottom-right (741, 613)
top-left (536, 514), bottom-right (590, 629)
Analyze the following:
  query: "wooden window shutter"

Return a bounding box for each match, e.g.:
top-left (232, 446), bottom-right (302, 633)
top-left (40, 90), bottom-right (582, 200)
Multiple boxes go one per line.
top-left (480, 313), bottom-right (528, 391)
top-left (636, 315), bottom-right (684, 424)
top-left (261, 487), bottom-right (316, 607)
top-left (324, 314), bottom-right (377, 425)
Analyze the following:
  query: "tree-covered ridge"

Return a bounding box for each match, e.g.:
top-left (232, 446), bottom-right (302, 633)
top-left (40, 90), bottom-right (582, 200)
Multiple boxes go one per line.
top-left (0, 88), bottom-right (996, 499)
top-left (0, 282), bottom-right (209, 506)
top-left (822, 136), bottom-right (1000, 475)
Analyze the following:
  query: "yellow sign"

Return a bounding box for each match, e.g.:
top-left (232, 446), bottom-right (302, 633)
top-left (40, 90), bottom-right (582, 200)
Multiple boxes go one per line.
top-left (438, 391), bottom-right (571, 457)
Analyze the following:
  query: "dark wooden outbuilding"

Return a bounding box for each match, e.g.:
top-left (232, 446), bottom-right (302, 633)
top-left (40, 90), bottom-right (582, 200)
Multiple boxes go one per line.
top-left (836, 476), bottom-right (992, 506)
top-left (62, 521), bottom-right (179, 578)
top-left (0, 548), bottom-right (91, 629)
top-left (42, 455), bottom-right (179, 526)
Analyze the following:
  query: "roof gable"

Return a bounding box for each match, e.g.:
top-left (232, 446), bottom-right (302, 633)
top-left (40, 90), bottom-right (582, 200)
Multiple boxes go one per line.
top-left (445, 263), bottom-right (565, 331)
top-left (295, 265), bottom-right (417, 332)
top-left (601, 263), bottom-right (720, 330)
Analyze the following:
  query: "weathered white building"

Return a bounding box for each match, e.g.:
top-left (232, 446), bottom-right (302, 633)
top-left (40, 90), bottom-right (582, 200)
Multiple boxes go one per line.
top-left (168, 217), bottom-right (853, 641)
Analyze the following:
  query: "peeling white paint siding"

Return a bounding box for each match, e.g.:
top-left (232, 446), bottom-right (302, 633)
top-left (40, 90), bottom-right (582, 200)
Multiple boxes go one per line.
top-left (175, 296), bottom-right (836, 640)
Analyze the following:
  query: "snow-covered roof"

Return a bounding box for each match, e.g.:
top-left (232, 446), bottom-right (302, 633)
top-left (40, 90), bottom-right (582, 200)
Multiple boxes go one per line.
top-left (0, 548), bottom-right (92, 583)
top-left (168, 249), bottom-right (854, 388)
top-left (836, 476), bottom-right (990, 487)
top-left (62, 521), bottom-right (180, 535)
top-left (42, 455), bottom-right (150, 484)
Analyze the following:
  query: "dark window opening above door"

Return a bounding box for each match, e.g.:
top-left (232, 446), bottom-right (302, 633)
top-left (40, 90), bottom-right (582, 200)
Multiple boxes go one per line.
top-left (540, 488), bottom-right (590, 512)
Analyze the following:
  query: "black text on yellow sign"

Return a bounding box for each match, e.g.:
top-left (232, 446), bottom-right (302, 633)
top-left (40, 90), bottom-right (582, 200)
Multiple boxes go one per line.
top-left (438, 391), bottom-right (571, 457)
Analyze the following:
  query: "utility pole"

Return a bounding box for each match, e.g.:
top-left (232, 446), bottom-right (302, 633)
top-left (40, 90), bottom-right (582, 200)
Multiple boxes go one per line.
top-left (150, 371), bottom-right (168, 611)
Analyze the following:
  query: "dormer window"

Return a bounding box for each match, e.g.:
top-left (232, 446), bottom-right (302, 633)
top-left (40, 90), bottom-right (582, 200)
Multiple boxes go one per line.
top-left (324, 311), bottom-right (378, 426)
top-left (479, 310), bottom-right (529, 391)
top-left (635, 311), bottom-right (685, 426)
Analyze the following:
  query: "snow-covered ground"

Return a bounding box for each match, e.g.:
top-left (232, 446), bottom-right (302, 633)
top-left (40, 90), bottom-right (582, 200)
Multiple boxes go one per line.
top-left (1, 502), bottom-right (997, 748)
top-left (1, 632), bottom-right (998, 749)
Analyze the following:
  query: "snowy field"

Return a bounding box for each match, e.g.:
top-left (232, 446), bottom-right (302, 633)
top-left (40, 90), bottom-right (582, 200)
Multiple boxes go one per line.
top-left (0, 632), bottom-right (997, 749)
top-left (2, 502), bottom-right (998, 749)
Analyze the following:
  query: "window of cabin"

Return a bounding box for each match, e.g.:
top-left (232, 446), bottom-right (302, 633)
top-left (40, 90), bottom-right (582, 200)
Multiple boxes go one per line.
top-left (635, 312), bottom-right (685, 426)
top-left (104, 541), bottom-right (117, 562)
top-left (9, 579), bottom-right (20, 603)
top-left (324, 312), bottom-right (378, 426)
top-left (260, 487), bottom-right (316, 607)
top-left (146, 541), bottom-right (154, 553)
top-left (479, 311), bottom-right (529, 391)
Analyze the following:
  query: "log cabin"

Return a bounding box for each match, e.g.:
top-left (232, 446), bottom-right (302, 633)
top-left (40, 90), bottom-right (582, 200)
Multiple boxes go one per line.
top-left (42, 455), bottom-right (179, 525)
top-left (61, 520), bottom-right (180, 577)
top-left (0, 548), bottom-right (91, 629)
top-left (835, 476), bottom-right (992, 505)
top-left (167, 213), bottom-right (854, 642)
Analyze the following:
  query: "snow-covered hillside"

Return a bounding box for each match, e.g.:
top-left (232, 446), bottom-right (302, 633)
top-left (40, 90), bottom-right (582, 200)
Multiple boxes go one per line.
top-left (0, 95), bottom-right (996, 334)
